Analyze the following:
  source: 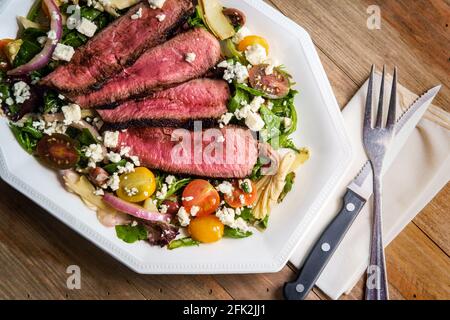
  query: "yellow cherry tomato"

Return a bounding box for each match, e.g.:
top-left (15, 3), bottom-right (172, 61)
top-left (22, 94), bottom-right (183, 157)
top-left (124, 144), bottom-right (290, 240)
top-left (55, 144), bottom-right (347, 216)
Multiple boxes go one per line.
top-left (188, 216), bottom-right (224, 244)
top-left (116, 167), bottom-right (156, 203)
top-left (238, 35), bottom-right (270, 54)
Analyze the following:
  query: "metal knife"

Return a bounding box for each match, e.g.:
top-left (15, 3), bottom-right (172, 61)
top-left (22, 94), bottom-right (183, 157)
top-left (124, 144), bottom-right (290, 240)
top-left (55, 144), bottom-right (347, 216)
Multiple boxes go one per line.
top-left (284, 84), bottom-right (441, 300)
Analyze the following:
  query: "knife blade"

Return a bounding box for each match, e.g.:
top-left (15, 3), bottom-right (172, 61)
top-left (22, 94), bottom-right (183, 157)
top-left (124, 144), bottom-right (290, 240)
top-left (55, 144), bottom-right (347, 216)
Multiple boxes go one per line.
top-left (284, 84), bottom-right (441, 300)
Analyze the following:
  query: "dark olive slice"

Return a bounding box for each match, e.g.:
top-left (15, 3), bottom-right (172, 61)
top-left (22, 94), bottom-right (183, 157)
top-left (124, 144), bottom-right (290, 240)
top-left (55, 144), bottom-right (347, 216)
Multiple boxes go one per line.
top-left (249, 64), bottom-right (290, 99)
top-left (36, 134), bottom-right (80, 169)
top-left (223, 8), bottom-right (246, 28)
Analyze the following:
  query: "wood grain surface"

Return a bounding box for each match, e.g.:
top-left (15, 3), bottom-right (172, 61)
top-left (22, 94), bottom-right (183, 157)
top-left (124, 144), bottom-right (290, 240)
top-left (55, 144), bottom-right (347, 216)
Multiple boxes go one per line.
top-left (0, 0), bottom-right (448, 300)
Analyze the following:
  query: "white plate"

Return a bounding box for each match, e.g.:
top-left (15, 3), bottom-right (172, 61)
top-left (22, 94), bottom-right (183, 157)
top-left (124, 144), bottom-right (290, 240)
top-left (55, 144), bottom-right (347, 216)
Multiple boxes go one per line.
top-left (0, 0), bottom-right (352, 274)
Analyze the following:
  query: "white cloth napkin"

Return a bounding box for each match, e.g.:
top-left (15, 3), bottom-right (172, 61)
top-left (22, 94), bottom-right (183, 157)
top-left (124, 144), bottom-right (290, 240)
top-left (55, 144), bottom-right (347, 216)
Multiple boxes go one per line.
top-left (289, 73), bottom-right (450, 300)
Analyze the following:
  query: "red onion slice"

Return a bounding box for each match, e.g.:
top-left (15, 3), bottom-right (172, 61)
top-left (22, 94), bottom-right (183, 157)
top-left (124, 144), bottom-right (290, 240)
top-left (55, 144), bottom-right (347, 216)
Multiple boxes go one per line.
top-left (103, 193), bottom-right (172, 224)
top-left (8, 0), bottom-right (62, 76)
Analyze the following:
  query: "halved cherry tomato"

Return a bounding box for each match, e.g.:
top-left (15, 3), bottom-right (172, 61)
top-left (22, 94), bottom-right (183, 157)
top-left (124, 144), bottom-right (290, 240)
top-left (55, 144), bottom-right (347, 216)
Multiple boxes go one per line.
top-left (182, 179), bottom-right (220, 217)
top-left (116, 167), bottom-right (156, 203)
top-left (249, 64), bottom-right (290, 99)
top-left (36, 134), bottom-right (79, 169)
top-left (224, 180), bottom-right (258, 209)
top-left (188, 215), bottom-right (224, 243)
top-left (238, 35), bottom-right (269, 54)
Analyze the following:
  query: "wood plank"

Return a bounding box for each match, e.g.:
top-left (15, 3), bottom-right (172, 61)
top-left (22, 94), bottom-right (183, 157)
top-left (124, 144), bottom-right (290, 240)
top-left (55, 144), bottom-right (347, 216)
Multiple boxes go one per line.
top-left (413, 183), bottom-right (450, 256)
top-left (270, 0), bottom-right (450, 111)
top-left (385, 223), bottom-right (450, 299)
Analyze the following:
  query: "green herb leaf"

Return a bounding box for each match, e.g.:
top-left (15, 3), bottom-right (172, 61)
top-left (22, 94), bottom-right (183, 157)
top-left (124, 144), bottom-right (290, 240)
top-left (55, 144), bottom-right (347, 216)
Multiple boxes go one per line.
top-left (43, 90), bottom-right (64, 114)
top-left (188, 5), bottom-right (206, 28)
top-left (260, 105), bottom-right (282, 142)
top-left (65, 127), bottom-right (97, 147)
top-left (224, 226), bottom-right (253, 239)
top-left (238, 207), bottom-right (254, 222)
top-left (13, 40), bottom-right (41, 68)
top-left (235, 83), bottom-right (266, 97)
top-left (26, 0), bottom-right (42, 22)
top-left (168, 237), bottom-right (200, 250)
top-left (9, 118), bottom-right (42, 154)
top-left (158, 178), bottom-right (191, 204)
top-left (228, 86), bottom-right (250, 112)
top-left (81, 7), bottom-right (102, 21)
top-left (115, 224), bottom-right (148, 244)
top-left (278, 172), bottom-right (296, 203)
top-left (260, 215), bottom-right (269, 229)
top-left (103, 159), bottom-right (127, 174)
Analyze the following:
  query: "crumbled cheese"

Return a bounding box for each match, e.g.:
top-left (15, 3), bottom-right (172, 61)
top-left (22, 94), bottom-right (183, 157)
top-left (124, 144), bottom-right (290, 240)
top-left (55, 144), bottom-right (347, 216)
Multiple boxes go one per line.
top-left (124, 186), bottom-right (139, 197)
top-left (76, 18), bottom-right (98, 37)
top-left (120, 146), bottom-right (131, 157)
top-left (234, 105), bottom-right (251, 120)
top-left (233, 217), bottom-right (250, 232)
top-left (130, 155), bottom-right (140, 167)
top-left (249, 96), bottom-right (265, 112)
top-left (107, 151), bottom-right (121, 163)
top-left (190, 206), bottom-right (200, 217)
top-left (58, 94), bottom-right (66, 100)
top-left (148, 0), bottom-right (166, 9)
top-left (219, 112), bottom-right (233, 126)
top-left (239, 194), bottom-right (246, 205)
top-left (52, 43), bottom-right (75, 62)
top-left (182, 196), bottom-right (194, 202)
top-left (117, 162), bottom-right (135, 174)
top-left (216, 207), bottom-right (236, 226)
top-left (47, 30), bottom-right (58, 44)
top-left (283, 117), bottom-right (293, 131)
top-left (131, 220), bottom-right (138, 227)
top-left (177, 206), bottom-right (190, 227)
top-left (61, 103), bottom-right (82, 125)
top-left (93, 117), bottom-right (104, 130)
top-left (131, 7), bottom-right (143, 20)
top-left (12, 81), bottom-right (31, 104)
top-left (41, 121), bottom-right (67, 136)
top-left (94, 188), bottom-right (104, 196)
top-left (106, 173), bottom-right (120, 191)
top-left (37, 36), bottom-right (47, 45)
top-left (245, 44), bottom-right (267, 65)
top-left (220, 60), bottom-right (249, 84)
top-left (103, 131), bottom-right (119, 148)
top-left (245, 111), bottom-right (265, 132)
top-left (156, 14), bottom-right (166, 21)
top-left (5, 97), bottom-right (14, 106)
top-left (156, 183), bottom-right (168, 199)
top-left (66, 15), bottom-right (78, 29)
top-left (83, 144), bottom-right (104, 168)
top-left (232, 26), bottom-right (251, 44)
top-left (216, 181), bottom-right (233, 196)
top-left (165, 175), bottom-right (176, 185)
top-left (185, 52), bottom-right (196, 63)
top-left (240, 179), bottom-right (253, 193)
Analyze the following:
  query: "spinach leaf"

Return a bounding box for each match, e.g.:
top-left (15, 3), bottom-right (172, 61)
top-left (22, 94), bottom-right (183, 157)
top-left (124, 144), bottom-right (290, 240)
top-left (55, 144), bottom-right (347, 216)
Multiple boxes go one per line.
top-left (278, 172), bottom-right (296, 203)
top-left (81, 7), bottom-right (102, 21)
top-left (21, 28), bottom-right (46, 43)
top-left (103, 159), bottom-right (127, 174)
top-left (235, 83), bottom-right (266, 97)
top-left (116, 224), bottom-right (148, 244)
top-left (61, 28), bottom-right (88, 48)
top-left (168, 237), bottom-right (200, 250)
top-left (239, 207), bottom-right (254, 222)
top-left (13, 40), bottom-right (41, 68)
top-left (224, 227), bottom-right (253, 239)
top-left (65, 127), bottom-right (98, 147)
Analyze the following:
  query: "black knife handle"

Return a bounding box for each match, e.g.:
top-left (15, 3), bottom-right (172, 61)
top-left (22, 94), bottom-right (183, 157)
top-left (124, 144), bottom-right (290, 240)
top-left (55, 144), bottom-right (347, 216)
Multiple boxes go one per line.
top-left (284, 189), bottom-right (366, 300)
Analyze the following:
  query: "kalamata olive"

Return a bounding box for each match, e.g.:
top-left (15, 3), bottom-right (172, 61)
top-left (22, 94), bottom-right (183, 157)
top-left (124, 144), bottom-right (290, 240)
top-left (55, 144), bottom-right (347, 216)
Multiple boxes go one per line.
top-left (162, 200), bottom-right (181, 216)
top-left (223, 8), bottom-right (246, 28)
top-left (249, 65), bottom-right (290, 99)
top-left (36, 134), bottom-right (80, 169)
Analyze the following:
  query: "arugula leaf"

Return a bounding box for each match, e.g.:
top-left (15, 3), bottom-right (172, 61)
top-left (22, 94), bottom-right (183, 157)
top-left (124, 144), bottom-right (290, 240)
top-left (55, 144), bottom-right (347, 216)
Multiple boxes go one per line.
top-left (115, 224), bottom-right (148, 244)
top-left (276, 135), bottom-right (300, 152)
top-left (158, 178), bottom-right (191, 204)
top-left (168, 237), bottom-right (200, 250)
top-left (278, 172), bottom-right (296, 203)
top-left (9, 118), bottom-right (43, 154)
top-left (42, 90), bottom-right (64, 114)
top-left (61, 27), bottom-right (88, 48)
top-left (228, 86), bottom-right (250, 112)
top-left (224, 226), bottom-right (253, 239)
top-left (103, 159), bottom-right (127, 174)
top-left (239, 207), bottom-right (254, 222)
top-left (235, 83), bottom-right (266, 97)
top-left (65, 127), bottom-right (97, 147)
top-left (188, 5), bottom-right (206, 28)
top-left (250, 160), bottom-right (263, 181)
top-left (260, 105), bottom-right (282, 142)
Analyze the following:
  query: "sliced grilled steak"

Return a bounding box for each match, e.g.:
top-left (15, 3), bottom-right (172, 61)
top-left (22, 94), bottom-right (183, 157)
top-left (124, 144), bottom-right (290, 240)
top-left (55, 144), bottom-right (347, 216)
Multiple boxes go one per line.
top-left (41, 0), bottom-right (194, 93)
top-left (117, 126), bottom-right (258, 178)
top-left (97, 79), bottom-right (229, 129)
top-left (69, 28), bottom-right (221, 108)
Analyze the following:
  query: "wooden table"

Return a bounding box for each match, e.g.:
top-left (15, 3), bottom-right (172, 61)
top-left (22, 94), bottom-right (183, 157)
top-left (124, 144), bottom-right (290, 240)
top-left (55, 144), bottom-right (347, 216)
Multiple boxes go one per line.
top-left (0, 0), bottom-right (448, 300)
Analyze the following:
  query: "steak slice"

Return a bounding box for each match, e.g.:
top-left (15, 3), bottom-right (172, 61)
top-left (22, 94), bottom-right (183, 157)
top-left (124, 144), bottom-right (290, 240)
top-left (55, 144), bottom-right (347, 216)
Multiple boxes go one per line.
top-left (117, 126), bottom-right (258, 178)
top-left (97, 79), bottom-right (230, 130)
top-left (69, 28), bottom-right (221, 108)
top-left (41, 0), bottom-right (194, 93)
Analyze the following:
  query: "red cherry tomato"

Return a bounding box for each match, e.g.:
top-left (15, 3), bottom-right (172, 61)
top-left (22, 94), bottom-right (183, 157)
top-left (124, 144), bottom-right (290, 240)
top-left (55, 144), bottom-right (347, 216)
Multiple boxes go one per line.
top-left (162, 199), bottom-right (180, 216)
top-left (36, 134), bottom-right (79, 169)
top-left (224, 180), bottom-right (258, 209)
top-left (249, 64), bottom-right (290, 99)
top-left (182, 179), bottom-right (220, 217)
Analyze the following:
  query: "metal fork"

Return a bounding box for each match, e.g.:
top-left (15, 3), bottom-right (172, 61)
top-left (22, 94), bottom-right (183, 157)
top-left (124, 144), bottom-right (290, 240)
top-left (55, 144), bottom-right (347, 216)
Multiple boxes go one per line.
top-left (363, 65), bottom-right (397, 300)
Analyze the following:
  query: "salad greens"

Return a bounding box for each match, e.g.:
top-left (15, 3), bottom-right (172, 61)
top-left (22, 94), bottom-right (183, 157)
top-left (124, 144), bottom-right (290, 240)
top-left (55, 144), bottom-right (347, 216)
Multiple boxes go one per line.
top-left (168, 237), bottom-right (200, 250)
top-left (188, 5), bottom-right (207, 29)
top-left (115, 224), bottom-right (148, 244)
top-left (9, 118), bottom-right (43, 154)
top-left (278, 172), bottom-right (296, 203)
top-left (224, 226), bottom-right (253, 239)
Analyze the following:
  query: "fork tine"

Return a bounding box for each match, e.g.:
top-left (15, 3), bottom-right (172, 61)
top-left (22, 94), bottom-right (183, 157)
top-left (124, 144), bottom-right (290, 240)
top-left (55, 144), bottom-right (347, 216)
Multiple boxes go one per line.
top-left (387, 67), bottom-right (397, 128)
top-left (364, 65), bottom-right (375, 130)
top-left (375, 65), bottom-right (386, 128)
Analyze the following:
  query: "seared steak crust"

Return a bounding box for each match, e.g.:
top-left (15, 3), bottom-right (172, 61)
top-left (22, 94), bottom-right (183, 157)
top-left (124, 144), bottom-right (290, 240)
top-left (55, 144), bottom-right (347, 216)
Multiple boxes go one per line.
top-left (118, 126), bottom-right (259, 178)
top-left (69, 28), bottom-right (222, 108)
top-left (41, 0), bottom-right (195, 93)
